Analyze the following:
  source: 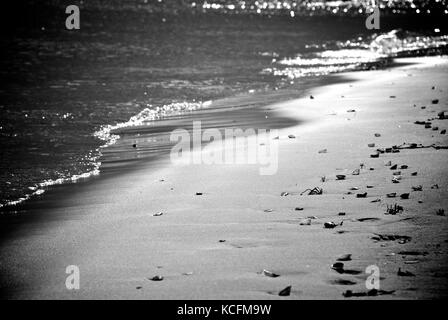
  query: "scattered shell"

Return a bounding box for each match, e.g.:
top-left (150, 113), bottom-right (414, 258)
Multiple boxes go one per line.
top-left (262, 269), bottom-right (280, 278)
top-left (153, 212), bottom-right (164, 217)
top-left (318, 149), bottom-right (328, 154)
top-left (386, 193), bottom-right (397, 198)
top-left (278, 286), bottom-right (292, 296)
top-left (299, 218), bottom-right (312, 226)
top-left (336, 175), bottom-right (346, 180)
top-left (281, 192), bottom-right (289, 196)
top-left (337, 254), bottom-right (352, 261)
top-left (149, 275), bottom-right (164, 281)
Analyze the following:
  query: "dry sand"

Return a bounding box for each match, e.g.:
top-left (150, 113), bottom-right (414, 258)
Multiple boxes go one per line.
top-left (0, 56), bottom-right (447, 299)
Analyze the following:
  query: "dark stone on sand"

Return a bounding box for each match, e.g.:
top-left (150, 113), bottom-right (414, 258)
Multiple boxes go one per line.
top-left (219, 240), bottom-right (226, 243)
top-left (330, 279), bottom-right (356, 286)
top-left (331, 262), bottom-right (344, 272)
top-left (132, 143), bottom-right (137, 148)
top-left (295, 207), bottom-right (304, 211)
top-left (425, 123), bottom-right (432, 129)
top-left (411, 172), bottom-right (418, 176)
top-left (343, 289), bottom-right (394, 298)
top-left (357, 217), bottom-right (380, 222)
top-left (281, 192), bottom-right (289, 196)
top-left (338, 212), bottom-right (346, 216)
top-left (196, 192), bottom-right (203, 195)
top-left (336, 174), bottom-right (346, 180)
top-left (324, 221), bottom-right (341, 229)
top-left (278, 286), bottom-right (292, 296)
top-left (347, 109), bottom-right (356, 113)
top-left (288, 134), bottom-right (296, 139)
top-left (310, 95), bottom-right (314, 99)
top-left (374, 133), bottom-right (381, 137)
top-left (441, 130), bottom-right (447, 134)
top-left (400, 193), bottom-right (410, 199)
top-left (136, 286), bottom-right (142, 289)
top-left (149, 275), bottom-right (164, 281)
top-left (431, 99), bottom-right (439, 104)
top-left (370, 153), bottom-right (379, 158)
top-left (356, 192), bottom-right (367, 198)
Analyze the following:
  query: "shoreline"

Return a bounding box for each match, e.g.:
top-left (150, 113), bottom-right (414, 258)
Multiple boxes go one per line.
top-left (0, 56), bottom-right (447, 299)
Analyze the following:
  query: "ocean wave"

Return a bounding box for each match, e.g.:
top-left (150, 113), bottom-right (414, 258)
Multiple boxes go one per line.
top-left (262, 29), bottom-right (448, 79)
top-left (0, 100), bottom-right (212, 210)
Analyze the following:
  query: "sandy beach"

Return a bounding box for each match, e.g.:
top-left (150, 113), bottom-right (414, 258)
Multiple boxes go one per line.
top-left (0, 56), bottom-right (447, 300)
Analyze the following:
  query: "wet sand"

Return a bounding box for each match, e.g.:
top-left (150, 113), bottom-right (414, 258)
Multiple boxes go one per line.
top-left (0, 56), bottom-right (447, 299)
